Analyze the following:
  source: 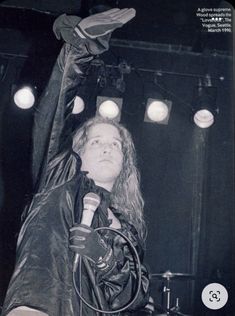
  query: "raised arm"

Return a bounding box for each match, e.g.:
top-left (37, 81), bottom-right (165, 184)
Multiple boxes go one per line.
top-left (32, 8), bottom-right (136, 192)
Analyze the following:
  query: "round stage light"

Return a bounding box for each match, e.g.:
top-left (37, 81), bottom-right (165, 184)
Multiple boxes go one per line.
top-left (193, 109), bottom-right (214, 128)
top-left (147, 100), bottom-right (169, 122)
top-left (98, 100), bottom-right (120, 119)
top-left (14, 86), bottom-right (35, 109)
top-left (72, 96), bottom-right (85, 114)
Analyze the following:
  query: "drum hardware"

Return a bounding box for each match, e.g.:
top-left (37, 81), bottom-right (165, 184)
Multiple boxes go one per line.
top-left (150, 270), bottom-right (194, 316)
top-left (150, 270), bottom-right (195, 280)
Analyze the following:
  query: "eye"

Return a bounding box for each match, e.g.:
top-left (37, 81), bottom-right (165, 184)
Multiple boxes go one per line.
top-left (112, 141), bottom-right (122, 150)
top-left (90, 139), bottom-right (100, 146)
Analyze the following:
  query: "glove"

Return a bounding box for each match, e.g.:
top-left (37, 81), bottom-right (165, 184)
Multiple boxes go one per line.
top-left (69, 224), bottom-right (115, 272)
top-left (76, 8), bottom-right (136, 39)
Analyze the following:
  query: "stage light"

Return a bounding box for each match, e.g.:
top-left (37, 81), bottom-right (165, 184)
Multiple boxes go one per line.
top-left (193, 109), bottom-right (214, 128)
top-left (147, 99), bottom-right (168, 122)
top-left (13, 85), bottom-right (36, 109)
top-left (96, 96), bottom-right (122, 121)
top-left (192, 85), bottom-right (218, 129)
top-left (144, 98), bottom-right (172, 124)
top-left (72, 95), bottom-right (85, 114)
top-left (143, 75), bottom-right (172, 125)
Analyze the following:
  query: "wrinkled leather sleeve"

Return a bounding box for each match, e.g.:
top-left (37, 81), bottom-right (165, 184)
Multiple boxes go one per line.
top-left (32, 15), bottom-right (111, 192)
top-left (32, 43), bottom-right (92, 192)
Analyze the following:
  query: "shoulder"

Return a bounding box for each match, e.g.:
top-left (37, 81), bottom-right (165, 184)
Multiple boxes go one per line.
top-left (44, 150), bottom-right (82, 191)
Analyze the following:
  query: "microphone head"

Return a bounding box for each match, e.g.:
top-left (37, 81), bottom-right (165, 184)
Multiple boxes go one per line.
top-left (83, 192), bottom-right (101, 213)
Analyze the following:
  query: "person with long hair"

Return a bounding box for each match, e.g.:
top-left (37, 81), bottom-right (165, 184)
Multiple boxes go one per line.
top-left (2, 8), bottom-right (150, 316)
top-left (72, 116), bottom-right (147, 241)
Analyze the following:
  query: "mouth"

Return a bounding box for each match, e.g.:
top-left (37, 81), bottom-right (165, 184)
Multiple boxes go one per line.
top-left (99, 159), bottom-right (113, 163)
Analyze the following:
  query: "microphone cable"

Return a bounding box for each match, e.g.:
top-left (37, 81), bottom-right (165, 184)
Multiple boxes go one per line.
top-left (72, 226), bottom-right (143, 314)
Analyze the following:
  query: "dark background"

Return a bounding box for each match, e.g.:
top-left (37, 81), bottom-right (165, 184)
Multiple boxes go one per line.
top-left (0, 0), bottom-right (234, 315)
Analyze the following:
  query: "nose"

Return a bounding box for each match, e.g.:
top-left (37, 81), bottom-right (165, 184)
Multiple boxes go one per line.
top-left (102, 143), bottom-right (112, 154)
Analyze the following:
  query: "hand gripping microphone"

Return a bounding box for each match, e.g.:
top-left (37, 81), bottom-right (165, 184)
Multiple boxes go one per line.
top-left (72, 192), bottom-right (143, 314)
top-left (73, 192), bottom-right (101, 271)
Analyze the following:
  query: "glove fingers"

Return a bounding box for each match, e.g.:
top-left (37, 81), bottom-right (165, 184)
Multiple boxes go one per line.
top-left (69, 245), bottom-right (97, 264)
top-left (69, 245), bottom-right (85, 251)
top-left (85, 8), bottom-right (120, 23)
top-left (109, 8), bottom-right (130, 18)
top-left (70, 225), bottom-right (92, 234)
top-left (95, 8), bottom-right (135, 24)
top-left (69, 234), bottom-right (86, 241)
top-left (109, 8), bottom-right (136, 23)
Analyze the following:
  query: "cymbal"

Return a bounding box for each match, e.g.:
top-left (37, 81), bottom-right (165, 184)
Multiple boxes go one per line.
top-left (150, 270), bottom-right (195, 280)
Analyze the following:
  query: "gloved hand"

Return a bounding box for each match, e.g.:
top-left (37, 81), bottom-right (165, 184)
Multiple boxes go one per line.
top-left (53, 8), bottom-right (135, 54)
top-left (69, 224), bottom-right (115, 272)
top-left (76, 8), bottom-right (136, 39)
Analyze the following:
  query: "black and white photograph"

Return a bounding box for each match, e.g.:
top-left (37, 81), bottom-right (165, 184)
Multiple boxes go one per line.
top-left (0, 1), bottom-right (234, 315)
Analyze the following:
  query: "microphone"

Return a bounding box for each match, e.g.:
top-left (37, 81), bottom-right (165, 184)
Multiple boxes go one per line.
top-left (73, 192), bottom-right (101, 271)
top-left (80, 192), bottom-right (101, 226)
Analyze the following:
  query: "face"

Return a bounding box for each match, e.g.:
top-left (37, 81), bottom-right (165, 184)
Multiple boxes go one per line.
top-left (80, 123), bottom-right (123, 191)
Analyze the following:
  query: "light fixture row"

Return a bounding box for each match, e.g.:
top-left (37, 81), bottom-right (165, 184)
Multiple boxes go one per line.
top-left (73, 94), bottom-right (171, 124)
top-left (12, 82), bottom-right (218, 129)
top-left (11, 84), bottom-right (171, 123)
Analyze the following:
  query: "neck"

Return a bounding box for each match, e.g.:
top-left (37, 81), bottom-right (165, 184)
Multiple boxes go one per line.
top-left (94, 180), bottom-right (114, 192)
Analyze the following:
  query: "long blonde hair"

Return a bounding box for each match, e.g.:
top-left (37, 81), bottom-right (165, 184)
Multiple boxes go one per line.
top-left (72, 117), bottom-right (146, 240)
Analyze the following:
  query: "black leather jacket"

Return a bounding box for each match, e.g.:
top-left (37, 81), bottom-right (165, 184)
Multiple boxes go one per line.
top-left (2, 18), bottom-right (149, 316)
